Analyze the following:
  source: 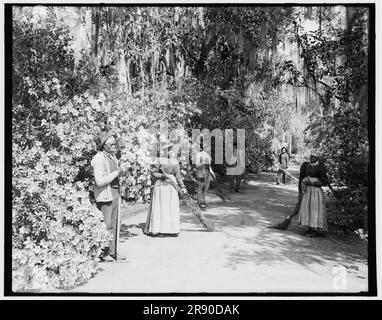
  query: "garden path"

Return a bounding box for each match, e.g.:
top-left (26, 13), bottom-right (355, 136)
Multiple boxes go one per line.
top-left (66, 164), bottom-right (368, 293)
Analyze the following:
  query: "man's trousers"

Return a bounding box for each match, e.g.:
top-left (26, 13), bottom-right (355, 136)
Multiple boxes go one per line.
top-left (96, 188), bottom-right (119, 258)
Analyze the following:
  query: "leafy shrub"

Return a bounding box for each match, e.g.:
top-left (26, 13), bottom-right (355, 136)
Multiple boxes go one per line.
top-left (12, 16), bottom-right (111, 291)
top-left (12, 143), bottom-right (112, 291)
top-left (176, 80), bottom-right (292, 175)
top-left (246, 133), bottom-right (273, 173)
top-left (325, 187), bottom-right (368, 231)
top-left (12, 13), bottom-right (200, 291)
top-left (305, 107), bottom-right (369, 231)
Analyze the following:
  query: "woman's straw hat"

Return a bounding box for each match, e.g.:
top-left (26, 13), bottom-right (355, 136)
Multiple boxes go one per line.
top-left (98, 130), bottom-right (116, 149)
top-left (159, 136), bottom-right (174, 149)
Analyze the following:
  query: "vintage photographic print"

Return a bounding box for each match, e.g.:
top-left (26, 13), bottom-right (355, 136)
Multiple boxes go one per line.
top-left (6, 2), bottom-right (375, 296)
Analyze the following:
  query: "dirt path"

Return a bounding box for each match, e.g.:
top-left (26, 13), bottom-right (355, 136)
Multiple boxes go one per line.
top-left (66, 165), bottom-right (368, 293)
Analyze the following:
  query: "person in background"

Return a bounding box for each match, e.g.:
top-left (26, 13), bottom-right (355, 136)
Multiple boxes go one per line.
top-left (277, 146), bottom-right (289, 185)
top-left (195, 147), bottom-right (215, 209)
top-left (228, 145), bottom-right (244, 193)
top-left (91, 130), bottom-right (127, 262)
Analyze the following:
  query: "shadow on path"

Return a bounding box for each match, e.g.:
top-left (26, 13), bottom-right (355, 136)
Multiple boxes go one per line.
top-left (119, 224), bottom-right (141, 240)
top-left (64, 167), bottom-right (367, 293)
top-left (180, 169), bottom-right (367, 276)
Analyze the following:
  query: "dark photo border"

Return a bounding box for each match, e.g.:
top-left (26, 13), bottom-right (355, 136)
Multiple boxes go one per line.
top-left (3, 2), bottom-right (377, 298)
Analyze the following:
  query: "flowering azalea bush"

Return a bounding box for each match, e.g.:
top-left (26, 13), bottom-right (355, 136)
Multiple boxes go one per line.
top-left (12, 142), bottom-right (112, 291)
top-left (12, 14), bottom-right (199, 291)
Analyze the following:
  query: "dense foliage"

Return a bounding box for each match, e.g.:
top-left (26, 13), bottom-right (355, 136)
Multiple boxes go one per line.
top-left (12, 11), bottom-right (198, 291)
top-left (12, 6), bottom-right (371, 291)
top-left (12, 15), bottom-right (110, 291)
top-left (275, 7), bottom-right (370, 232)
top-left (305, 107), bottom-right (369, 231)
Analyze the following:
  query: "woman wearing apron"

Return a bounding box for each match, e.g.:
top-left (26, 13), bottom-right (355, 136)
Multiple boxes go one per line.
top-left (144, 141), bottom-right (187, 237)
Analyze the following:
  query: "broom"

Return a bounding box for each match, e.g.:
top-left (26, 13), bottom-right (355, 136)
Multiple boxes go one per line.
top-left (269, 155), bottom-right (340, 230)
top-left (208, 169), bottom-right (232, 202)
top-left (268, 156), bottom-right (299, 230)
top-left (271, 154), bottom-right (299, 184)
top-left (161, 169), bottom-right (214, 231)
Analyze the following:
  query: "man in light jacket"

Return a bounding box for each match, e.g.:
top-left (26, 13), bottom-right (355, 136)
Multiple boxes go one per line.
top-left (228, 145), bottom-right (244, 193)
top-left (195, 148), bottom-right (215, 209)
top-left (91, 130), bottom-right (126, 262)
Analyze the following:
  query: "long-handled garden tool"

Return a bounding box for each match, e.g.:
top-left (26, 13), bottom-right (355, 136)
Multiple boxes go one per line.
top-left (162, 172), bottom-right (214, 231)
top-left (271, 154), bottom-right (299, 185)
top-left (115, 194), bottom-right (121, 259)
top-left (208, 169), bottom-right (232, 202)
top-left (268, 156), bottom-right (301, 230)
top-left (269, 154), bottom-right (340, 230)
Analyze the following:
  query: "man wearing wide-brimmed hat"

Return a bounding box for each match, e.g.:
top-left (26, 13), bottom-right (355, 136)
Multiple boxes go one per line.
top-left (91, 130), bottom-right (127, 261)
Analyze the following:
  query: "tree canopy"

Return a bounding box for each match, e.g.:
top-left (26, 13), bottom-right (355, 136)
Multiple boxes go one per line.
top-left (11, 5), bottom-right (371, 291)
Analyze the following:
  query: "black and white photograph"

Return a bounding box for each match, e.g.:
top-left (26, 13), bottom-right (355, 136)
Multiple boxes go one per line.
top-left (3, 1), bottom-right (378, 298)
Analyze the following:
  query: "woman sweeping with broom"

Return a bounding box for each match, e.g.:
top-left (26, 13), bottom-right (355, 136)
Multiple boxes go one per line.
top-left (144, 139), bottom-right (187, 237)
top-left (272, 150), bottom-right (329, 237)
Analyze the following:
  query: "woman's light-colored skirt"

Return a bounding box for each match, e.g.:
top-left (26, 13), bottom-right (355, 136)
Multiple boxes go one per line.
top-left (298, 180), bottom-right (327, 231)
top-left (144, 175), bottom-right (180, 235)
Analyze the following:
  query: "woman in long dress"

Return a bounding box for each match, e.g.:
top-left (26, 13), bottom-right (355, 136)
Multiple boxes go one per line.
top-left (277, 146), bottom-right (289, 185)
top-left (298, 151), bottom-right (329, 237)
top-left (144, 143), bottom-right (187, 237)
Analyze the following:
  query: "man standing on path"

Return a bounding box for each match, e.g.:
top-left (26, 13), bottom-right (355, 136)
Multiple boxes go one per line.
top-left (91, 130), bottom-right (127, 262)
top-left (228, 145), bottom-right (245, 193)
top-left (195, 147), bottom-right (215, 209)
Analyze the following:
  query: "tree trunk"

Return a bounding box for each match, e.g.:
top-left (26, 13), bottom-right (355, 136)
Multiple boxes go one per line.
top-left (117, 52), bottom-right (128, 92)
top-left (93, 8), bottom-right (100, 59)
top-left (151, 54), bottom-right (155, 90)
top-left (195, 26), bottom-right (217, 78)
top-left (140, 58), bottom-right (145, 96)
